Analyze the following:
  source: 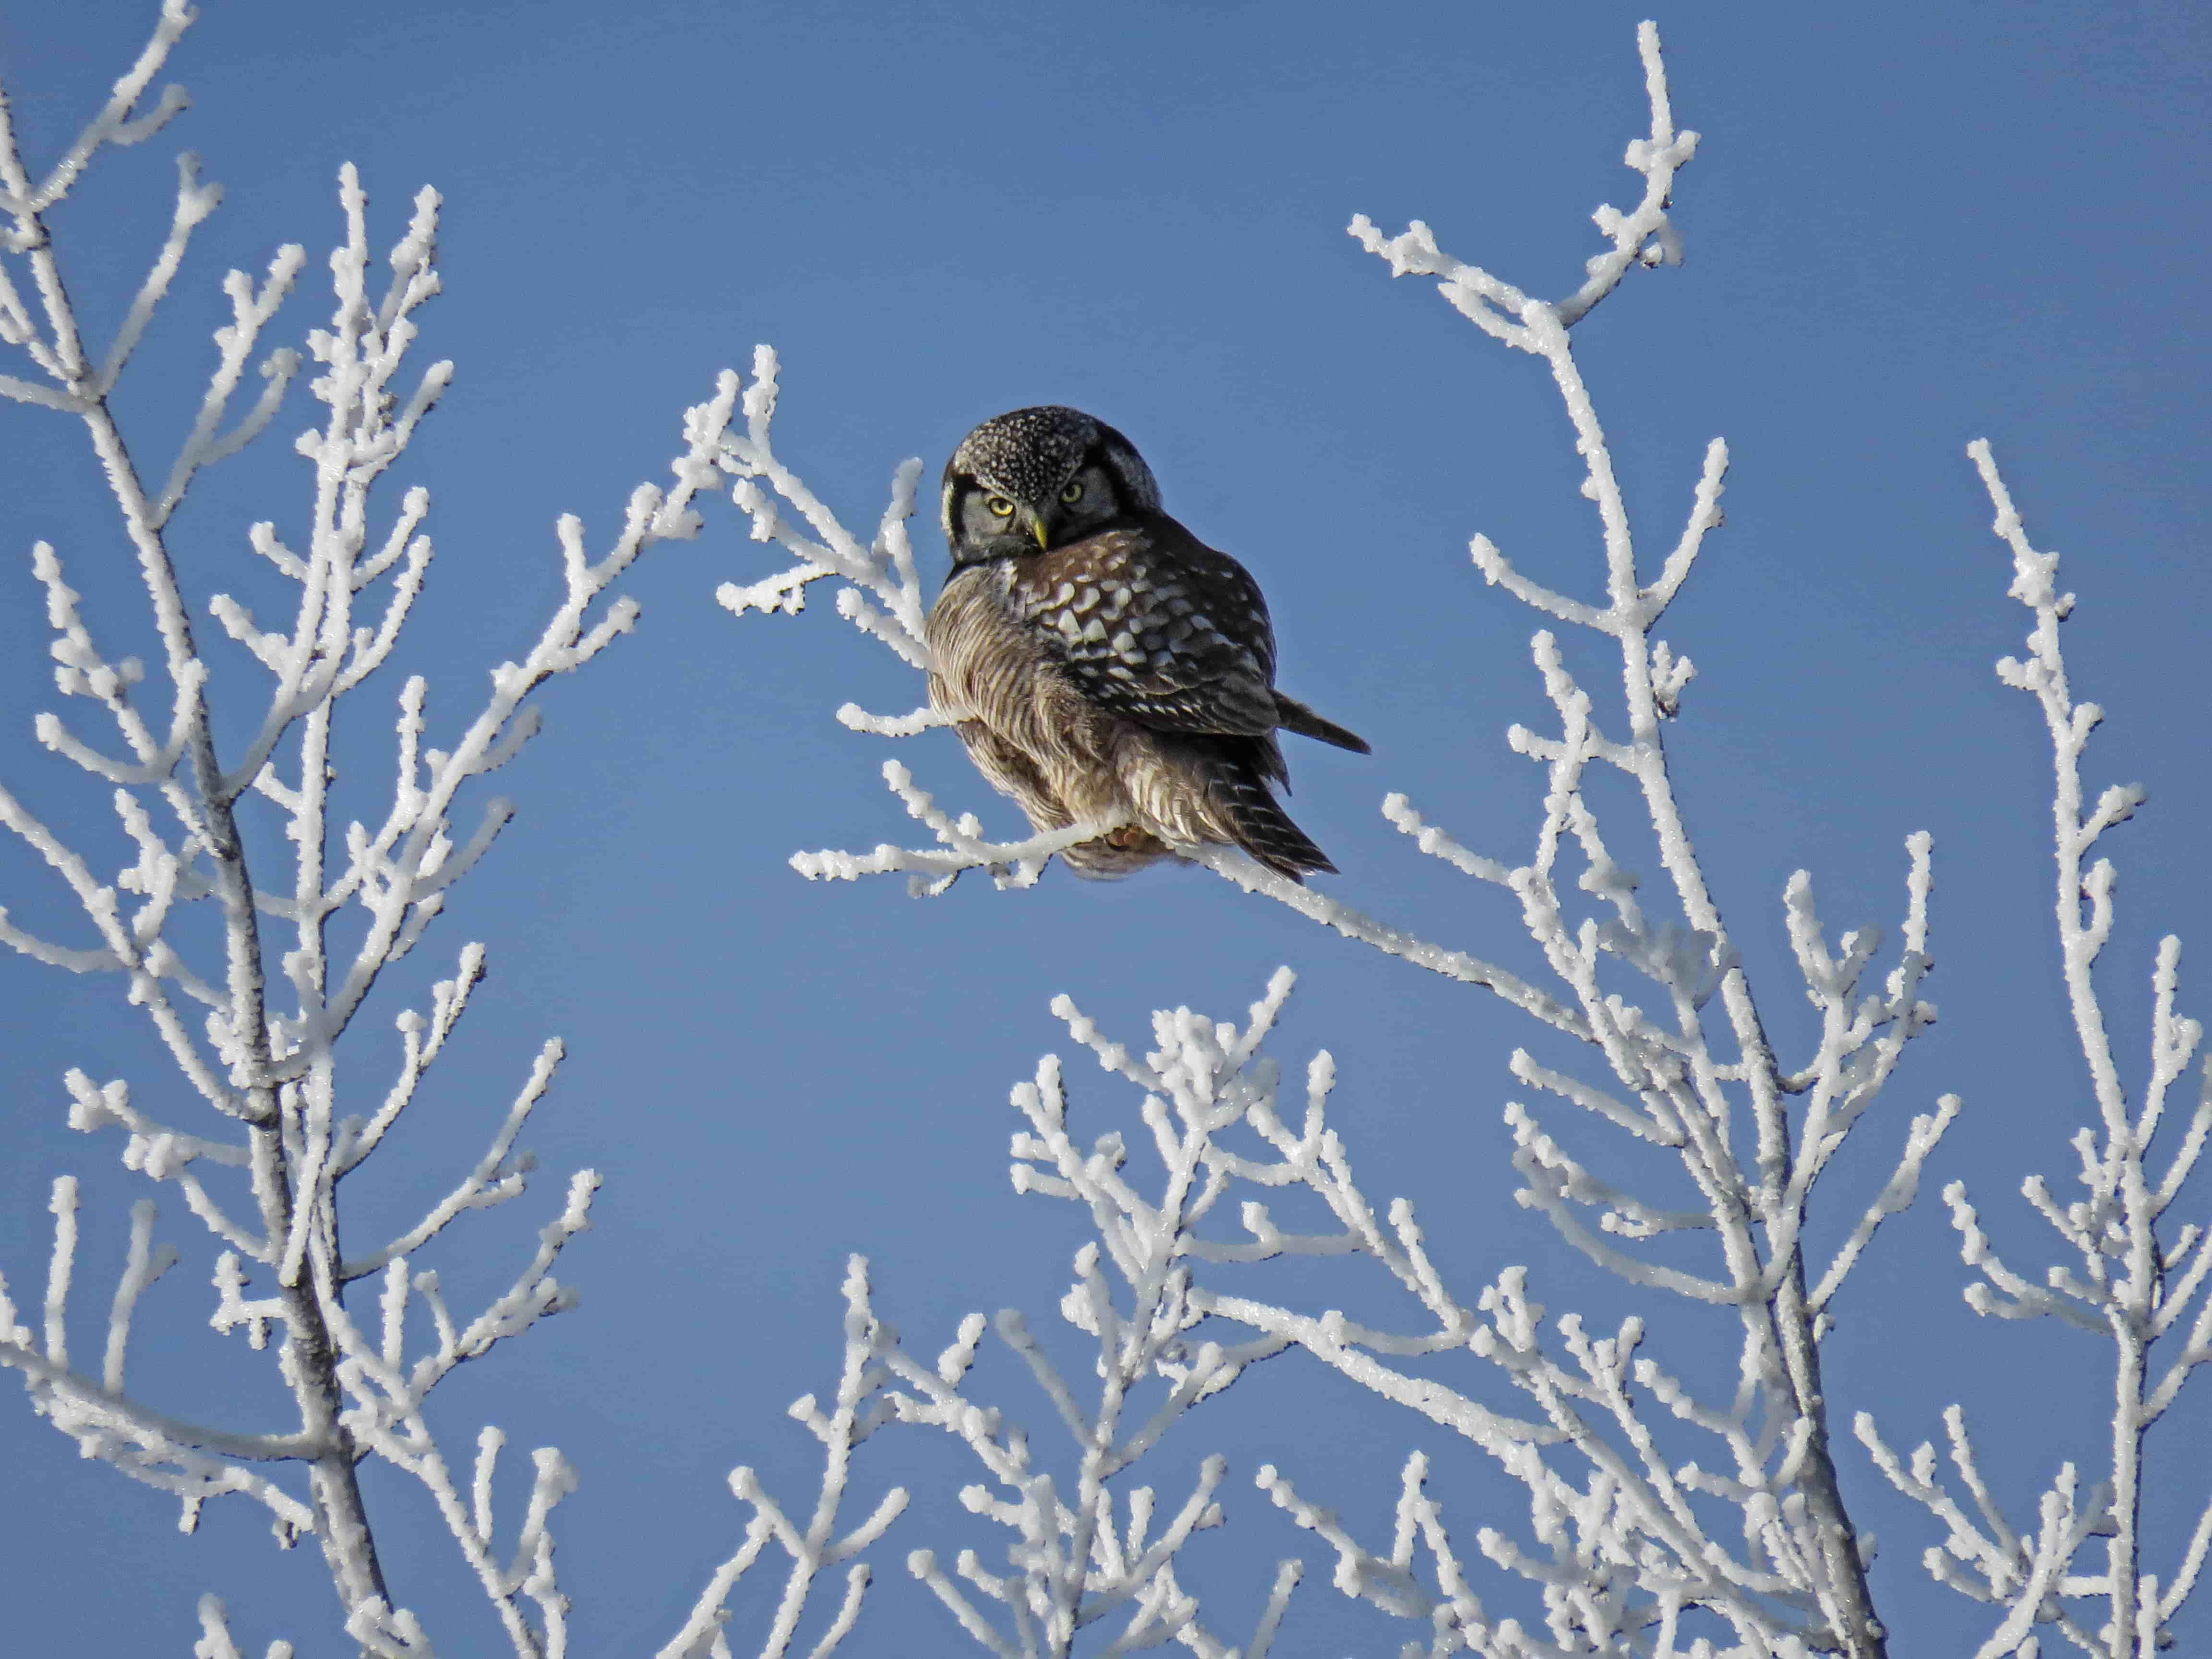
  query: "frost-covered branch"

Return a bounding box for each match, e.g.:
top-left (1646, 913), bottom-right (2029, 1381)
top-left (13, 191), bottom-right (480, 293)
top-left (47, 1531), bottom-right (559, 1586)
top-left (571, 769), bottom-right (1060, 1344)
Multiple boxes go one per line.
top-left (1859, 447), bottom-right (2212, 1659)
top-left (790, 759), bottom-right (1120, 897)
top-left (658, 1262), bottom-right (910, 1659)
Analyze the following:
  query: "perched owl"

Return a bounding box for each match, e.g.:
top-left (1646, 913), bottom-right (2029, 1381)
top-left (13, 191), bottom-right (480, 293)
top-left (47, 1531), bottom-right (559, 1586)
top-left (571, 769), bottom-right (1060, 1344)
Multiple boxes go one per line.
top-left (926, 406), bottom-right (1368, 881)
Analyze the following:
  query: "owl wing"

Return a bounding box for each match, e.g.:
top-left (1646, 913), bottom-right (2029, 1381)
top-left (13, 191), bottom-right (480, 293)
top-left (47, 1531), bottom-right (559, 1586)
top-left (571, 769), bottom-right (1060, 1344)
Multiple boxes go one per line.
top-left (1009, 518), bottom-right (1283, 741)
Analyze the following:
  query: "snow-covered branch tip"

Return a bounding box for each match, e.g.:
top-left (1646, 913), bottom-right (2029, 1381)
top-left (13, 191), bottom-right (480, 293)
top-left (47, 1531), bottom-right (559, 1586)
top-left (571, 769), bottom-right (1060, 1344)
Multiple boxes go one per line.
top-left (0, 0), bottom-right (193, 227)
top-left (658, 1257), bottom-right (910, 1659)
top-left (712, 346), bottom-right (929, 656)
top-left (1348, 20), bottom-right (1696, 345)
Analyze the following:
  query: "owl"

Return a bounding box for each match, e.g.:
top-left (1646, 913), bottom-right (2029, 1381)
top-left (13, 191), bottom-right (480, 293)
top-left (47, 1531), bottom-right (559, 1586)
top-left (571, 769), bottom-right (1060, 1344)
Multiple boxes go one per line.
top-left (926, 406), bottom-right (1368, 881)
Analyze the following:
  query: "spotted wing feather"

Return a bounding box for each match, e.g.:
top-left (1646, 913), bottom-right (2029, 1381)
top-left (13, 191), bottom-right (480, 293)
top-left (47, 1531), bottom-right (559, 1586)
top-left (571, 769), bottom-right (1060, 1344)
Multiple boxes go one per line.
top-left (1005, 519), bottom-right (1283, 743)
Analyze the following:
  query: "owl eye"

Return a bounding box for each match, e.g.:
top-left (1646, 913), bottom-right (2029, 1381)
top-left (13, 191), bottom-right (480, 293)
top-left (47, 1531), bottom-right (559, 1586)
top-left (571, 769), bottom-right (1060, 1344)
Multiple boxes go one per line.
top-left (1060, 481), bottom-right (1084, 504)
top-left (986, 495), bottom-right (1015, 517)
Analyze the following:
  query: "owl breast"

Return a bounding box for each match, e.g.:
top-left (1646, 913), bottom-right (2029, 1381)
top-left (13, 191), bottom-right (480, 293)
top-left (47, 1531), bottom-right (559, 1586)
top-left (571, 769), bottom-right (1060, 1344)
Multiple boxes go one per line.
top-left (925, 554), bottom-right (1130, 830)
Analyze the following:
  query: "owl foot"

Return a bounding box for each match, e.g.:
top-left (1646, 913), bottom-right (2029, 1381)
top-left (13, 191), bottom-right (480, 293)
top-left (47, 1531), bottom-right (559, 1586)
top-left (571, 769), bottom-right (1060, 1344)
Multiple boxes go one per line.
top-left (1059, 824), bottom-right (1172, 879)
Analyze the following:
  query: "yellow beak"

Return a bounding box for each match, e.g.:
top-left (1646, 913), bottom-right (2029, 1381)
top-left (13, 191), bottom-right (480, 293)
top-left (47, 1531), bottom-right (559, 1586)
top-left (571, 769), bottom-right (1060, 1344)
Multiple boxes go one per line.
top-left (1031, 515), bottom-right (1050, 551)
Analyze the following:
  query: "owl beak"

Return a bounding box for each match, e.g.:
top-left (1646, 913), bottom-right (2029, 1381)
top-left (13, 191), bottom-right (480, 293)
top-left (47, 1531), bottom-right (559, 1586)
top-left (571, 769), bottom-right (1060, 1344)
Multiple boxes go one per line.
top-left (1030, 512), bottom-right (1051, 551)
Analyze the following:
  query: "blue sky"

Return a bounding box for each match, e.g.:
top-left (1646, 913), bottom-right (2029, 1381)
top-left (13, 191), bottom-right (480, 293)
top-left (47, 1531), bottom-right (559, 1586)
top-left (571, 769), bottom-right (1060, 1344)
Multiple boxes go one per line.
top-left (1, 0), bottom-right (2209, 1652)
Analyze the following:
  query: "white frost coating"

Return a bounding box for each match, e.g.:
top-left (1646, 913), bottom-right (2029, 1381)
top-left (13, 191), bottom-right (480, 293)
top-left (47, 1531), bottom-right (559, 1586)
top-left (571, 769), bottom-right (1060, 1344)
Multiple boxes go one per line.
top-left (712, 350), bottom-right (930, 667)
top-left (0, 13), bottom-right (878, 1655)
top-left (790, 759), bottom-right (1124, 896)
top-left (657, 1260), bottom-right (912, 1659)
top-left (834, 701), bottom-right (951, 737)
top-left (1855, 447), bottom-right (2212, 1659)
top-left (877, 985), bottom-right (1310, 1658)
top-left (194, 1594), bottom-right (298, 1659)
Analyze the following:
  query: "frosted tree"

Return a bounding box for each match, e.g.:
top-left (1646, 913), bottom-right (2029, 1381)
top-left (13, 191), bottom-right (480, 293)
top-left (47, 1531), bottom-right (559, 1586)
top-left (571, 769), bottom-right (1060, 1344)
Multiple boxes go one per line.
top-left (0, 8), bottom-right (927, 1654)
top-left (720, 21), bottom-right (2209, 1659)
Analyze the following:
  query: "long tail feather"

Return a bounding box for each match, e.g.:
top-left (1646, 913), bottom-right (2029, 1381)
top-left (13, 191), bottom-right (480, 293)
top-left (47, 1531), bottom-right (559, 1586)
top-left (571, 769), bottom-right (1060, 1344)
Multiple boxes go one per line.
top-left (1213, 766), bottom-right (1336, 882)
top-left (1274, 692), bottom-right (1370, 754)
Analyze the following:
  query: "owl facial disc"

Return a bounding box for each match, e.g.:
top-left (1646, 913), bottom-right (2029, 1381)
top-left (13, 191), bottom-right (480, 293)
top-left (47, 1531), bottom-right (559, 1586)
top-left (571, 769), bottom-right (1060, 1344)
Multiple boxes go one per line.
top-left (940, 405), bottom-right (1163, 563)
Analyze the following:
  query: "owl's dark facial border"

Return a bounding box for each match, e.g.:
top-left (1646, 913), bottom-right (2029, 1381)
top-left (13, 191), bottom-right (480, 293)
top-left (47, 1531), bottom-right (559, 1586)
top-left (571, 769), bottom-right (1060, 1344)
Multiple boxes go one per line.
top-left (939, 406), bottom-right (1165, 568)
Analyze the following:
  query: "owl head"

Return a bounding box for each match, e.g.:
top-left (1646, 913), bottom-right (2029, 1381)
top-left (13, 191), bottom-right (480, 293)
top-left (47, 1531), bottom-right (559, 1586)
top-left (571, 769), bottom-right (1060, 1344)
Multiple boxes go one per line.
top-left (940, 406), bottom-right (1163, 567)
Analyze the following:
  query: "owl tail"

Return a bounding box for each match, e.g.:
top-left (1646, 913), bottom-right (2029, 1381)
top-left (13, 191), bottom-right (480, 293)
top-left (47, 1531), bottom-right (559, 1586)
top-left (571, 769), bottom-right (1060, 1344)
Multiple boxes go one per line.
top-left (1214, 766), bottom-right (1337, 882)
top-left (1274, 692), bottom-right (1371, 755)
